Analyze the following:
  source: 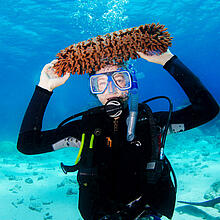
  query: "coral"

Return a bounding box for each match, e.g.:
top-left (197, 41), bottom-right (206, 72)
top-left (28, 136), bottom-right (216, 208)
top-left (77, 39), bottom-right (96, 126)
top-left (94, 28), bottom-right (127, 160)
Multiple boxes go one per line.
top-left (54, 23), bottom-right (173, 76)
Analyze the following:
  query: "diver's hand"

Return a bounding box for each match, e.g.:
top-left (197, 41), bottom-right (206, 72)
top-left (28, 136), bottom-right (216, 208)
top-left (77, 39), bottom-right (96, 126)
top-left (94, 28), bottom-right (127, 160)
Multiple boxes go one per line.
top-left (137, 49), bottom-right (174, 66)
top-left (38, 59), bottom-right (70, 92)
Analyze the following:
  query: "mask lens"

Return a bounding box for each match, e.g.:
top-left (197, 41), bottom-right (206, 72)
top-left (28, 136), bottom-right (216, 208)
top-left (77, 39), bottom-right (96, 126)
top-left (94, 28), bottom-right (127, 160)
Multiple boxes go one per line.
top-left (90, 74), bottom-right (108, 94)
top-left (112, 71), bottom-right (131, 90)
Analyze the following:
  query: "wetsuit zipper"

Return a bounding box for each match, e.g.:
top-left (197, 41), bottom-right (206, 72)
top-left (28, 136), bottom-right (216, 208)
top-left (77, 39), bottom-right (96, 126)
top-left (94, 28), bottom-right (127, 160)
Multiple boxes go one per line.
top-left (113, 118), bottom-right (119, 133)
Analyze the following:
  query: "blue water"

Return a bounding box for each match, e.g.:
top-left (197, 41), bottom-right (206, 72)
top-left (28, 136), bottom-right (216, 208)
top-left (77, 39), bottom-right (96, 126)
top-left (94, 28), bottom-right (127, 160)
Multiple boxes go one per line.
top-left (0, 0), bottom-right (220, 219)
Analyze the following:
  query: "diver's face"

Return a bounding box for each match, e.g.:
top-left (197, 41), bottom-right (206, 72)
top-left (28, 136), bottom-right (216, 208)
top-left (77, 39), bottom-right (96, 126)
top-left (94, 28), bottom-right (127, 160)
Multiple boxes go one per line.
top-left (96, 65), bottom-right (129, 105)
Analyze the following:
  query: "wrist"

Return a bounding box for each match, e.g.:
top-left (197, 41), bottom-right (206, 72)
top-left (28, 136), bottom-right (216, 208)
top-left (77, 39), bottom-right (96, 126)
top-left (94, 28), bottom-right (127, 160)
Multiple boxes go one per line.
top-left (161, 53), bottom-right (174, 66)
top-left (38, 82), bottom-right (53, 92)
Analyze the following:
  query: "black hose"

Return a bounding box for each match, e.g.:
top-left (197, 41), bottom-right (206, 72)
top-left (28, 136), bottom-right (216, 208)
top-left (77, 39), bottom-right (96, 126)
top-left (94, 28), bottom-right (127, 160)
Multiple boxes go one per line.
top-left (142, 96), bottom-right (173, 150)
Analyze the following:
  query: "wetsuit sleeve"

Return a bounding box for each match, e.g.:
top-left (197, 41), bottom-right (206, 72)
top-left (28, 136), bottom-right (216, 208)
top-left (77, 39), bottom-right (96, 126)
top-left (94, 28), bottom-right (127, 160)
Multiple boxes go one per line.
top-left (153, 55), bottom-right (219, 132)
top-left (17, 86), bottom-right (82, 155)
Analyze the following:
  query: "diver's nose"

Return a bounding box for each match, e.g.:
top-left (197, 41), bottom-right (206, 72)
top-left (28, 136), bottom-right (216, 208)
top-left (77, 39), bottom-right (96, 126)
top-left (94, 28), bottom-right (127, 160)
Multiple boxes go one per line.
top-left (107, 81), bottom-right (116, 94)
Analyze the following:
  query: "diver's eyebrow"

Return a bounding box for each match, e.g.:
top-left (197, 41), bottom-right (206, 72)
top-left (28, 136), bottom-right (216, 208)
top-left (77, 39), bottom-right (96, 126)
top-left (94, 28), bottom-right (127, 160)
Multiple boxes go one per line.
top-left (97, 76), bottom-right (107, 82)
top-left (114, 74), bottom-right (124, 77)
top-left (114, 74), bottom-right (125, 79)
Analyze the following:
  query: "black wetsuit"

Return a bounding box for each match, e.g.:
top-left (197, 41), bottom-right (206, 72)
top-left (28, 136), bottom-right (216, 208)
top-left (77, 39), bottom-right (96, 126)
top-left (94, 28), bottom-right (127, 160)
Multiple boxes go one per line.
top-left (17, 56), bottom-right (219, 219)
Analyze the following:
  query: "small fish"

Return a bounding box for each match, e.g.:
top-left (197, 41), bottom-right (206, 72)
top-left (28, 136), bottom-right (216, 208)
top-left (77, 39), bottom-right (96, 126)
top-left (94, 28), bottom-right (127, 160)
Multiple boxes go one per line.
top-left (176, 205), bottom-right (220, 220)
top-left (178, 197), bottom-right (220, 208)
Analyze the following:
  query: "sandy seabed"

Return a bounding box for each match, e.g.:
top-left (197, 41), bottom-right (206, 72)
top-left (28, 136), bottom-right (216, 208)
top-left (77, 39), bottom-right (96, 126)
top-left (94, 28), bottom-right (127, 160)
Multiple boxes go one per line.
top-left (0, 124), bottom-right (219, 220)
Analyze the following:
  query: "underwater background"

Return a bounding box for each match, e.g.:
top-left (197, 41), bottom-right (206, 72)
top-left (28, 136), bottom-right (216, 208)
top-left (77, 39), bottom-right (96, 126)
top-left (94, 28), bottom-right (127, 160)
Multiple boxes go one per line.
top-left (0, 0), bottom-right (219, 219)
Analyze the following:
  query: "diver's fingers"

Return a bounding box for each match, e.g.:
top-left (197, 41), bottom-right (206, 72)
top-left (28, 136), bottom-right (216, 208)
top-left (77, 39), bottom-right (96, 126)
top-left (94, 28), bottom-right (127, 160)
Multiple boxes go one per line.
top-left (42, 60), bottom-right (58, 74)
top-left (43, 61), bottom-right (59, 79)
top-left (61, 72), bottom-right (71, 83)
top-left (51, 59), bottom-right (58, 65)
top-left (54, 72), bottom-right (71, 87)
top-left (137, 49), bottom-right (173, 65)
top-left (136, 52), bottom-right (153, 61)
top-left (42, 63), bottom-right (52, 74)
top-left (49, 72), bottom-right (70, 90)
top-left (137, 49), bottom-right (171, 57)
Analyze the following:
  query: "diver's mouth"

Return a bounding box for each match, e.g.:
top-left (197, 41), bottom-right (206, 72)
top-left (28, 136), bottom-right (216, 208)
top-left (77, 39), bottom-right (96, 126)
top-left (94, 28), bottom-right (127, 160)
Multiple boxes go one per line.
top-left (107, 96), bottom-right (118, 100)
top-left (107, 95), bottom-right (128, 102)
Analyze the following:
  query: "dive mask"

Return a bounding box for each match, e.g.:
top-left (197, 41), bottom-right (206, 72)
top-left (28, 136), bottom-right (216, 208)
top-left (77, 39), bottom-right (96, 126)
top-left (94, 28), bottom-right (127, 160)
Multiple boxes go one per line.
top-left (90, 70), bottom-right (132, 94)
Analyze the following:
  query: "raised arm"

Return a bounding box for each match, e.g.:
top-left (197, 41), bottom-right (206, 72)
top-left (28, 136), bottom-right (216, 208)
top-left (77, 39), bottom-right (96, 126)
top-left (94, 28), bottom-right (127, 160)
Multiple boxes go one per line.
top-left (137, 50), bottom-right (219, 132)
top-left (17, 60), bottom-right (81, 155)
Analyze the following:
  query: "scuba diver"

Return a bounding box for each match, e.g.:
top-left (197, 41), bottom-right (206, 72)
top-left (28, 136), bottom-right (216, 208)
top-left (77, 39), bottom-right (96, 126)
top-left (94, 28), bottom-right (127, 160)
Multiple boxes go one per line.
top-left (17, 49), bottom-right (219, 220)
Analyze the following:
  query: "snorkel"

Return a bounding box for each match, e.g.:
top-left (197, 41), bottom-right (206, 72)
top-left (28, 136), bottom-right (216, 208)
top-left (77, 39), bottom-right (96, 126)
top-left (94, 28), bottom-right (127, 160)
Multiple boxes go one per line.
top-left (126, 64), bottom-right (138, 141)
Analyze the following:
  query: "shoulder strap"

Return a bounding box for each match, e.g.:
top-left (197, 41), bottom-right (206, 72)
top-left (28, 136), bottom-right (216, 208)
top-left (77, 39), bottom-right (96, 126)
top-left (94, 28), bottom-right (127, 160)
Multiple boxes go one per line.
top-left (139, 103), bottom-right (161, 161)
top-left (140, 103), bottom-right (177, 189)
